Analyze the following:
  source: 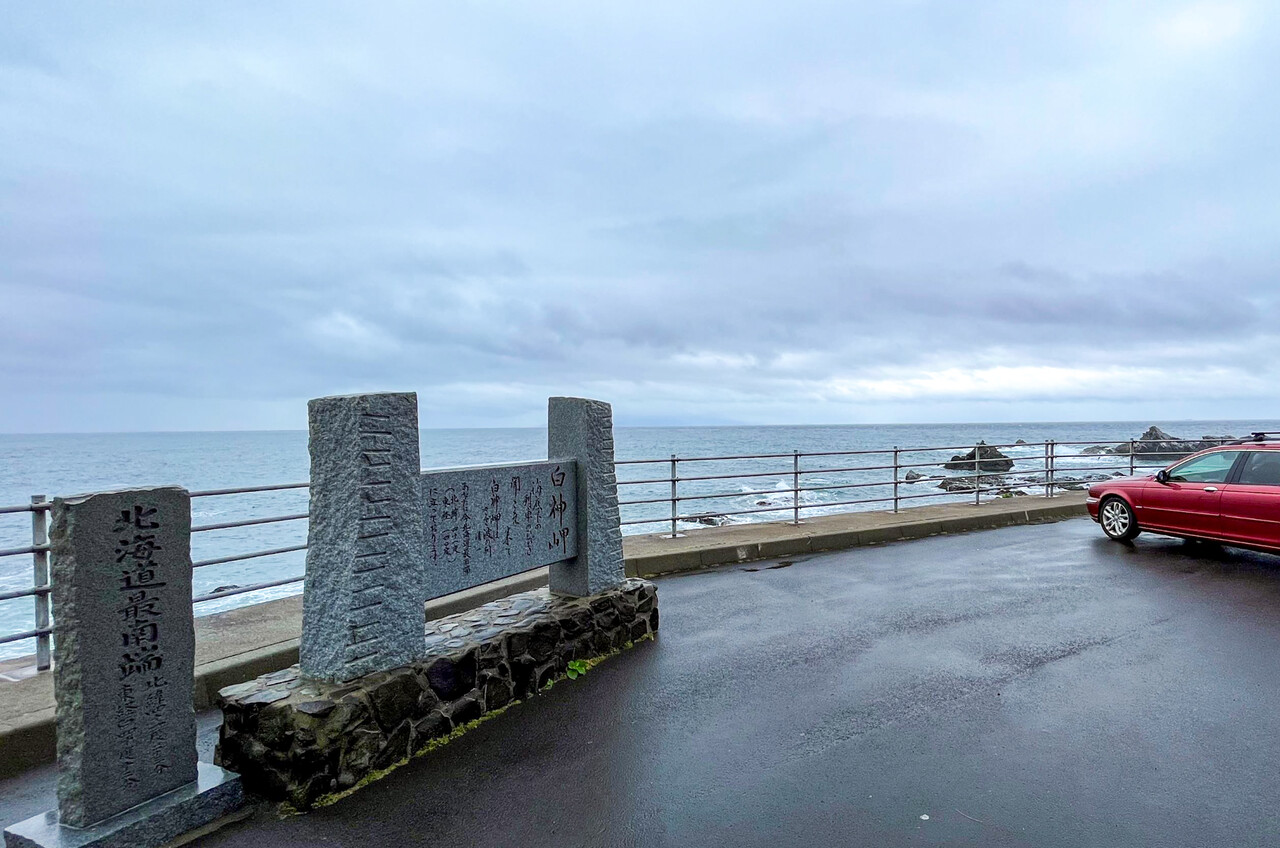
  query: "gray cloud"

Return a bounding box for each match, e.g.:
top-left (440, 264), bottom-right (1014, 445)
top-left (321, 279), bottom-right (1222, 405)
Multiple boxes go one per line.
top-left (2, 1), bottom-right (1279, 431)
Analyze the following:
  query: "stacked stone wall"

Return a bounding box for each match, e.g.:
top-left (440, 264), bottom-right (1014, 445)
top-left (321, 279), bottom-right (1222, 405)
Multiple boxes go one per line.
top-left (216, 579), bottom-right (658, 809)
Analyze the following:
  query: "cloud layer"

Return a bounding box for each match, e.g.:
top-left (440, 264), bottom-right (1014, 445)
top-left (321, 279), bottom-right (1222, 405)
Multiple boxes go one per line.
top-left (2, 1), bottom-right (1278, 430)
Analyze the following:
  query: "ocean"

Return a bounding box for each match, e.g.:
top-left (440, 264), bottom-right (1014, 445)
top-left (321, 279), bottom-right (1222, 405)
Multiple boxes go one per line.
top-left (3, 419), bottom-right (1275, 660)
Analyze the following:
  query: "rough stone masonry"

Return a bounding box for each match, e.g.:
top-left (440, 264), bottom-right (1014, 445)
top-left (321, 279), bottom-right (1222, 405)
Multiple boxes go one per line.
top-left (217, 580), bottom-right (659, 809)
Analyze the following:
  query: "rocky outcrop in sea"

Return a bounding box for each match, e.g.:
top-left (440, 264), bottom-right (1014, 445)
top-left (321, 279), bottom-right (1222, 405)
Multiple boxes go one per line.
top-left (1108, 426), bottom-right (1235, 457)
top-left (943, 441), bottom-right (1015, 473)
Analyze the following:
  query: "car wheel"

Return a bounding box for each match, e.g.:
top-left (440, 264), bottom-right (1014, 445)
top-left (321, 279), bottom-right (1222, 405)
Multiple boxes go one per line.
top-left (1100, 496), bottom-right (1140, 542)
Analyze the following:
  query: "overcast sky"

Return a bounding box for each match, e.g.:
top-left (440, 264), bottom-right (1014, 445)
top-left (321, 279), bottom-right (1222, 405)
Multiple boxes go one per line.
top-left (2, 1), bottom-right (1278, 431)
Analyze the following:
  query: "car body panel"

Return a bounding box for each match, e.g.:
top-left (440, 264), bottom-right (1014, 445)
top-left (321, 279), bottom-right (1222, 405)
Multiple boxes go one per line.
top-left (1139, 481), bottom-right (1223, 537)
top-left (1220, 484), bottom-right (1280, 547)
top-left (1087, 443), bottom-right (1280, 553)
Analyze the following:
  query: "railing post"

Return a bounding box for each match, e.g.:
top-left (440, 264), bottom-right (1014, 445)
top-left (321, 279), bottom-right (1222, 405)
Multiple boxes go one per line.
top-left (792, 451), bottom-right (801, 525)
top-left (1048, 440), bottom-right (1057, 497)
top-left (669, 454), bottom-right (678, 538)
top-left (892, 447), bottom-right (900, 514)
top-left (974, 444), bottom-right (981, 506)
top-left (1043, 441), bottom-right (1051, 498)
top-left (32, 495), bottom-right (51, 671)
top-left (1129, 440), bottom-right (1136, 476)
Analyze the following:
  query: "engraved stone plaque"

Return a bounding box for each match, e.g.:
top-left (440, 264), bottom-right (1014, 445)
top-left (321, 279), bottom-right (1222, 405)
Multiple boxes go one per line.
top-left (48, 487), bottom-right (197, 827)
top-left (421, 459), bottom-right (577, 600)
top-left (300, 392), bottom-right (425, 682)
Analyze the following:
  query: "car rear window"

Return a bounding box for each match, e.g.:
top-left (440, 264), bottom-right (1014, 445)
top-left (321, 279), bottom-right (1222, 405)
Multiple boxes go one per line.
top-left (1236, 452), bottom-right (1280, 487)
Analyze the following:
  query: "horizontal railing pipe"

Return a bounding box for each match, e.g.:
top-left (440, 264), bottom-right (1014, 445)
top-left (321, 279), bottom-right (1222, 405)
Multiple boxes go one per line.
top-left (675, 488), bottom-right (797, 504)
top-left (193, 574), bottom-right (305, 604)
top-left (0, 627), bottom-right (52, 647)
top-left (189, 482), bottom-right (310, 498)
top-left (798, 463), bottom-right (902, 475)
top-left (624, 450), bottom-right (799, 463)
top-left (0, 586), bottom-right (49, 603)
top-left (192, 512), bottom-right (309, 533)
top-left (192, 543), bottom-right (308, 569)
top-left (670, 469), bottom-right (797, 483)
top-left (0, 503), bottom-right (50, 515)
top-left (0, 544), bottom-right (46, 558)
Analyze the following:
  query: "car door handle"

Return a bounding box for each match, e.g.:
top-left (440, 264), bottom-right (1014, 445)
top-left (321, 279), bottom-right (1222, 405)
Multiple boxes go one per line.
top-left (1203, 486), bottom-right (1219, 492)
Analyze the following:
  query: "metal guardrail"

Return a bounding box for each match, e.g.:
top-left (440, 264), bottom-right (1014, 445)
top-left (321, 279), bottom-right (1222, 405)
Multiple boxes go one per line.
top-left (0, 484), bottom-right (312, 668)
top-left (0, 437), bottom-right (1241, 667)
top-left (613, 438), bottom-right (1228, 538)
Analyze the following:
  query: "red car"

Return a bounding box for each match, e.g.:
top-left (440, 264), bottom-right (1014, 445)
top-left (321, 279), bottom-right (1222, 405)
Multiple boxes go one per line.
top-left (1087, 436), bottom-right (1280, 552)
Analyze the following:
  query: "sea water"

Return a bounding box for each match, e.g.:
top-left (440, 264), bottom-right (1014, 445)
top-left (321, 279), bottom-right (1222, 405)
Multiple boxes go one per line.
top-left (3, 419), bottom-right (1275, 660)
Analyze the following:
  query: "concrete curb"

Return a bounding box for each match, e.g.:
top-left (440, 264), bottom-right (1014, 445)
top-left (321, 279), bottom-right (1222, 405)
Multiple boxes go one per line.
top-left (626, 498), bottom-right (1088, 577)
top-left (0, 496), bottom-right (1087, 776)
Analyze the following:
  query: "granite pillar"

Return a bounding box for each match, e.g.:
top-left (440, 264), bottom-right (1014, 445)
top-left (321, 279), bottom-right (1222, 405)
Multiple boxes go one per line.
top-left (547, 397), bottom-right (626, 596)
top-left (300, 392), bottom-right (425, 682)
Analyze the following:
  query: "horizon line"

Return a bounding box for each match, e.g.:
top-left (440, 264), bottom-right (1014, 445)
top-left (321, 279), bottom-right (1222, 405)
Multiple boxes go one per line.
top-left (1, 417), bottom-right (1276, 438)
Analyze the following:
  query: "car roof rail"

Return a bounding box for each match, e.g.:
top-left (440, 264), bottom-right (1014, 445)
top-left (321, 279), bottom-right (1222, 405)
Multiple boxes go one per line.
top-left (1223, 432), bottom-right (1280, 445)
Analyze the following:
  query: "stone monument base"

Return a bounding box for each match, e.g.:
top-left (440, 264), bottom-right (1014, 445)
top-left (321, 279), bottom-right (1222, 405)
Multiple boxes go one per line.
top-left (215, 578), bottom-right (659, 810)
top-left (3, 763), bottom-right (244, 848)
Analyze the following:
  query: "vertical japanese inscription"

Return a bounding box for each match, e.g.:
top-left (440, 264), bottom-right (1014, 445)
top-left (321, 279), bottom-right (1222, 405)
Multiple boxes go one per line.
top-left (301, 393), bottom-right (425, 682)
top-left (548, 397), bottom-right (627, 597)
top-left (420, 460), bottom-right (577, 599)
top-left (113, 504), bottom-right (170, 789)
top-left (50, 487), bottom-right (197, 828)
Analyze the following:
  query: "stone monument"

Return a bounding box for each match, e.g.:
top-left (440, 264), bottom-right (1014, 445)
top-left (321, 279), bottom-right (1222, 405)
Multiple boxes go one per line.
top-left (300, 392), bottom-right (425, 682)
top-left (547, 396), bottom-right (626, 596)
top-left (215, 393), bottom-right (652, 807)
top-left (4, 487), bottom-right (244, 848)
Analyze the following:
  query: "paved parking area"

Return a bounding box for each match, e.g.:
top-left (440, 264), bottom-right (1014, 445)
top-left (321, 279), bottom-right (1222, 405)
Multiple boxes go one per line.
top-left (190, 519), bottom-right (1280, 845)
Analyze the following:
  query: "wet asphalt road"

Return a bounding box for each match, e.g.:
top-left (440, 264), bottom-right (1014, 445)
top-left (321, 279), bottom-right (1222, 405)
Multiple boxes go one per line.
top-left (198, 518), bottom-right (1280, 847)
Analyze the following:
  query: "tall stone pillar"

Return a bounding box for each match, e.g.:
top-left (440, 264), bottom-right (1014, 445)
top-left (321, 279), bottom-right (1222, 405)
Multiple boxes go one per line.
top-left (547, 397), bottom-right (626, 596)
top-left (4, 487), bottom-right (243, 848)
top-left (300, 392), bottom-right (425, 682)
top-left (52, 488), bottom-right (197, 824)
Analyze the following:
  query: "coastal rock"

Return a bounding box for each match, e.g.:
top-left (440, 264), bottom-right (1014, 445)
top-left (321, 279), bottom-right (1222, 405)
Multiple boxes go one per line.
top-left (943, 442), bottom-right (1015, 473)
top-left (1019, 473), bottom-right (1110, 485)
top-left (903, 470), bottom-right (926, 482)
top-left (1081, 445), bottom-right (1110, 455)
top-left (1109, 427), bottom-right (1235, 458)
top-left (1046, 473), bottom-right (1111, 491)
top-left (937, 474), bottom-right (1006, 492)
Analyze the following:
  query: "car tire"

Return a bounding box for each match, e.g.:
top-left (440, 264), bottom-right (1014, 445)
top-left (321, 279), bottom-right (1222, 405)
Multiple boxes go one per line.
top-left (1099, 496), bottom-right (1140, 542)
